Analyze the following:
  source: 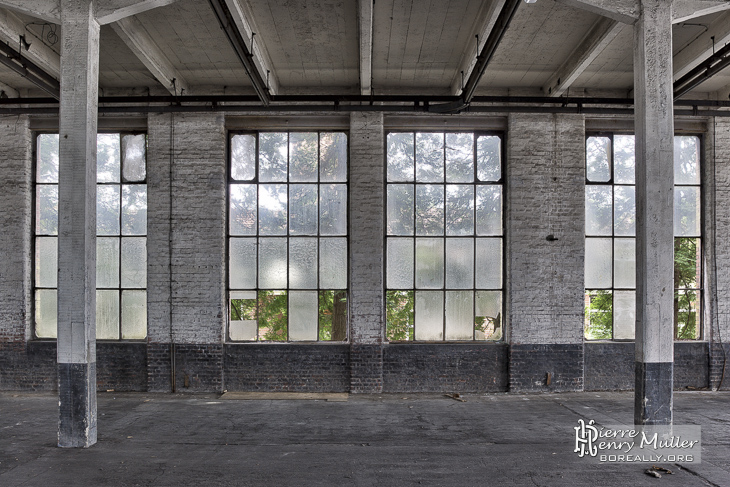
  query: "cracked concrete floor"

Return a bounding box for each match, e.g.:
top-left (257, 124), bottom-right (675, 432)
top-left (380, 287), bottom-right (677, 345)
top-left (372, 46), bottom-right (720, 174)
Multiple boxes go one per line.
top-left (1, 391), bottom-right (729, 486)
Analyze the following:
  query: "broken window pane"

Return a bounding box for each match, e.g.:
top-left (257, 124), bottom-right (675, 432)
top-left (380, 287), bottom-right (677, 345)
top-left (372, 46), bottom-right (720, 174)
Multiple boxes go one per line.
top-left (387, 132), bottom-right (415, 182)
top-left (288, 290), bottom-right (318, 341)
top-left (415, 291), bottom-right (444, 340)
top-left (258, 290), bottom-right (288, 341)
top-left (675, 237), bottom-right (700, 289)
top-left (37, 134), bottom-right (59, 183)
top-left (289, 132), bottom-right (318, 182)
top-left (320, 132), bottom-right (347, 182)
top-left (445, 290), bottom-right (473, 340)
top-left (259, 132), bottom-right (288, 182)
top-left (387, 184), bottom-right (414, 235)
top-left (230, 134), bottom-right (256, 181)
top-left (229, 291), bottom-right (257, 341)
top-left (475, 290), bottom-right (501, 341)
top-left (445, 133), bottom-right (474, 183)
top-left (416, 132), bottom-right (444, 182)
top-left (36, 185), bottom-right (58, 235)
top-left (121, 290), bottom-right (147, 339)
top-left (97, 134), bottom-right (121, 183)
top-left (122, 134), bottom-right (146, 182)
top-left (386, 290), bottom-right (414, 341)
top-left (318, 290), bottom-right (347, 341)
top-left (476, 135), bottom-right (501, 182)
top-left (584, 290), bottom-right (612, 340)
top-left (229, 184), bottom-right (257, 236)
top-left (586, 136), bottom-right (610, 182)
top-left (675, 289), bottom-right (701, 340)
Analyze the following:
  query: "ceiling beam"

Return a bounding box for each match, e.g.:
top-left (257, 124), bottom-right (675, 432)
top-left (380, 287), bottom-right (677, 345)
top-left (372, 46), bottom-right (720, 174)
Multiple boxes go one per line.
top-left (674, 39), bottom-right (730, 98)
top-left (0, 38), bottom-right (59, 97)
top-left (96, 0), bottom-right (178, 24)
top-left (0, 8), bottom-right (60, 78)
top-left (358, 0), bottom-right (373, 96)
top-left (674, 11), bottom-right (730, 81)
top-left (543, 16), bottom-right (624, 96)
top-left (673, 0), bottom-right (730, 24)
top-left (0, 0), bottom-right (59, 23)
top-left (0, 79), bottom-right (19, 97)
top-left (554, 0), bottom-right (638, 24)
top-left (110, 15), bottom-right (188, 96)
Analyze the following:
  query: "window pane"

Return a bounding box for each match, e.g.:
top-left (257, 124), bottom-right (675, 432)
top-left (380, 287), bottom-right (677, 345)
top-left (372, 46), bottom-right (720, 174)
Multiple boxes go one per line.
top-left (259, 184), bottom-right (287, 235)
top-left (585, 238), bottom-right (612, 288)
top-left (289, 132), bottom-right (318, 182)
top-left (585, 186), bottom-right (612, 236)
top-left (475, 290), bottom-right (501, 340)
top-left (288, 291), bottom-right (318, 341)
top-left (584, 290), bottom-right (612, 339)
top-left (613, 135), bottom-right (635, 184)
top-left (231, 134), bottom-right (256, 181)
top-left (445, 290), bottom-right (473, 340)
top-left (121, 237), bottom-right (147, 288)
top-left (674, 186), bottom-right (701, 236)
top-left (475, 238), bottom-right (501, 289)
top-left (674, 136), bottom-right (700, 185)
top-left (259, 132), bottom-right (288, 182)
top-left (414, 291), bottom-right (443, 340)
top-left (586, 136), bottom-right (610, 182)
top-left (230, 184), bottom-right (257, 236)
top-left (35, 237), bottom-right (57, 288)
top-left (36, 185), bottom-right (58, 235)
top-left (96, 237), bottom-right (120, 288)
top-left (445, 238), bottom-right (474, 289)
top-left (445, 133), bottom-right (474, 183)
top-left (122, 134), bottom-right (146, 182)
top-left (675, 237), bottom-right (700, 289)
top-left (319, 290), bottom-right (347, 341)
top-left (97, 185), bottom-right (121, 235)
top-left (97, 134), bottom-right (121, 183)
top-left (35, 289), bottom-right (57, 338)
top-left (258, 290), bottom-right (287, 341)
top-left (229, 290), bottom-right (257, 341)
top-left (229, 238), bottom-right (257, 289)
top-left (320, 132), bottom-right (347, 182)
top-left (121, 290), bottom-right (147, 339)
top-left (613, 290), bottom-right (635, 340)
top-left (289, 184), bottom-right (318, 235)
top-left (614, 186), bottom-right (635, 236)
top-left (446, 185), bottom-right (474, 236)
top-left (387, 133), bottom-right (414, 182)
top-left (416, 133), bottom-right (444, 182)
top-left (258, 238), bottom-right (287, 289)
top-left (96, 290), bottom-right (119, 339)
top-left (319, 238), bottom-right (347, 289)
top-left (387, 184), bottom-right (414, 236)
top-left (675, 289), bottom-right (700, 339)
top-left (289, 237), bottom-right (317, 289)
top-left (476, 135), bottom-right (501, 182)
top-left (320, 184), bottom-right (347, 235)
top-left (122, 184), bottom-right (147, 236)
top-left (416, 185), bottom-right (444, 236)
top-left (37, 134), bottom-right (59, 183)
top-left (476, 185), bottom-right (502, 236)
top-left (415, 238), bottom-right (444, 289)
top-left (613, 238), bottom-right (635, 289)
top-left (387, 238), bottom-right (414, 289)
top-left (386, 290), bottom-right (414, 341)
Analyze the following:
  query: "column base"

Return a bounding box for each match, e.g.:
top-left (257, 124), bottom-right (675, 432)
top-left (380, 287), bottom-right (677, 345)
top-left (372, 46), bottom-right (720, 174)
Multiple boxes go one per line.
top-left (634, 361), bottom-right (673, 425)
top-left (58, 362), bottom-right (97, 448)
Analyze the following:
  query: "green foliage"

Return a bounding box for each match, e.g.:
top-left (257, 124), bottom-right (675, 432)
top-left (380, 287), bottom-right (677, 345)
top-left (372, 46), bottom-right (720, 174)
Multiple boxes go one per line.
top-left (674, 238), bottom-right (700, 340)
top-left (386, 291), bottom-right (414, 341)
top-left (318, 290), bottom-right (347, 341)
top-left (585, 290), bottom-right (613, 340)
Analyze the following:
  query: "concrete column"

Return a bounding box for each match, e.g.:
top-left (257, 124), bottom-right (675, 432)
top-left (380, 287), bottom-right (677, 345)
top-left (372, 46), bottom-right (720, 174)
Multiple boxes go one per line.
top-left (57, 0), bottom-right (100, 447)
top-left (633, 0), bottom-right (674, 425)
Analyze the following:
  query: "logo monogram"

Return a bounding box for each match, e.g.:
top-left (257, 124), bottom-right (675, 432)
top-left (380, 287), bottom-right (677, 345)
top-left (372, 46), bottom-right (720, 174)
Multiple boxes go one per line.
top-left (574, 419), bottom-right (599, 457)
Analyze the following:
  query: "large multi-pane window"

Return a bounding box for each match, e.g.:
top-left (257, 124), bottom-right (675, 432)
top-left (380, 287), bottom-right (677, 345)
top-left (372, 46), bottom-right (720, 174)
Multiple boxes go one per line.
top-left (34, 133), bottom-right (148, 340)
top-left (584, 134), bottom-right (702, 340)
top-left (227, 132), bottom-right (348, 342)
top-left (385, 132), bottom-right (503, 342)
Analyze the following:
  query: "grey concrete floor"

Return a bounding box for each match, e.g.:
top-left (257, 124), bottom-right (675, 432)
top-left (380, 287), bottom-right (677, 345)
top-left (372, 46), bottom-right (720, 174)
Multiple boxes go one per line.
top-left (1, 391), bottom-right (729, 487)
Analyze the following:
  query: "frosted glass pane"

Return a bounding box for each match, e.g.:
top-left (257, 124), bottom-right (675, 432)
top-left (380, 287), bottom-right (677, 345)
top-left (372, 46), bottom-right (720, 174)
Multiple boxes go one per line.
top-left (446, 185), bottom-right (474, 236)
top-left (320, 238), bottom-right (347, 289)
top-left (445, 290), bottom-right (473, 340)
top-left (416, 185), bottom-right (444, 236)
top-left (289, 184), bottom-right (318, 235)
top-left (259, 132), bottom-right (288, 182)
top-left (446, 239), bottom-right (474, 289)
top-left (97, 185), bottom-right (120, 235)
top-left (97, 134), bottom-right (121, 183)
top-left (475, 290), bottom-right (502, 340)
top-left (230, 134), bottom-right (256, 181)
top-left (387, 184), bottom-right (414, 235)
top-left (96, 290), bottom-right (119, 340)
top-left (614, 135), bottom-right (635, 184)
top-left (229, 290), bottom-right (257, 341)
top-left (614, 238), bottom-right (635, 289)
top-left (121, 237), bottom-right (147, 288)
top-left (476, 238), bottom-right (502, 289)
top-left (289, 238), bottom-right (317, 289)
top-left (445, 133), bottom-right (474, 183)
top-left (674, 136), bottom-right (700, 185)
top-left (35, 237), bottom-right (57, 288)
top-left (121, 290), bottom-right (147, 339)
top-left (229, 238), bottom-right (257, 289)
top-left (387, 132), bottom-right (414, 182)
top-left (387, 238), bottom-right (414, 288)
top-left (476, 136), bottom-right (501, 182)
top-left (37, 185), bottom-right (58, 235)
top-left (320, 184), bottom-right (347, 235)
top-left (289, 291), bottom-right (318, 341)
top-left (415, 291), bottom-right (443, 340)
top-left (614, 290), bottom-right (635, 340)
top-left (614, 186), bottom-right (635, 236)
top-left (96, 237), bottom-right (119, 288)
top-left (585, 186), bottom-right (612, 236)
top-left (585, 238), bottom-right (612, 288)
top-left (35, 289), bottom-right (57, 338)
top-left (476, 185), bottom-right (502, 236)
top-left (674, 187), bottom-right (701, 236)
top-left (259, 238), bottom-right (287, 288)
top-left (230, 184), bottom-right (257, 236)
top-left (586, 137), bottom-right (610, 182)
top-left (122, 185), bottom-right (147, 235)
top-left (37, 134), bottom-right (59, 183)
top-left (122, 134), bottom-right (146, 182)
top-left (415, 238), bottom-right (444, 289)
top-left (290, 132), bottom-right (318, 182)
top-left (416, 133), bottom-right (444, 182)
top-left (320, 132), bottom-right (347, 182)
top-left (259, 184), bottom-right (287, 235)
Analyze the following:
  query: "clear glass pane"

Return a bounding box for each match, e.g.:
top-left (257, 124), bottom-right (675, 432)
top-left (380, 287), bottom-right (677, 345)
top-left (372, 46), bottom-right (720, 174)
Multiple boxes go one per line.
top-left (35, 289), bottom-right (57, 338)
top-left (584, 290), bottom-right (612, 339)
top-left (97, 134), bottom-right (121, 183)
top-left (614, 238), bottom-right (635, 289)
top-left (476, 238), bottom-right (502, 289)
top-left (674, 187), bottom-right (701, 237)
top-left (121, 290), bottom-right (147, 339)
top-left (476, 185), bottom-right (502, 236)
top-left (613, 135), bottom-right (635, 184)
top-left (586, 136), bottom-right (611, 182)
top-left (97, 185), bottom-right (120, 235)
top-left (96, 237), bottom-right (119, 288)
top-left (231, 134), bottom-right (256, 181)
top-left (37, 134), bottom-right (59, 183)
top-left (258, 290), bottom-right (288, 341)
top-left (259, 132), bottom-right (288, 182)
top-left (445, 133), bottom-right (474, 183)
top-left (36, 185), bottom-right (58, 235)
top-left (416, 185), bottom-right (444, 236)
top-left (674, 136), bottom-right (700, 185)
top-left (259, 184), bottom-right (287, 235)
top-left (121, 237), bottom-right (146, 288)
top-left (230, 184), bottom-right (257, 236)
top-left (258, 238), bottom-right (287, 289)
top-left (320, 184), bottom-right (347, 235)
top-left (387, 237), bottom-right (414, 288)
top-left (416, 133), bottom-right (444, 182)
top-left (290, 132), bottom-right (318, 182)
top-left (289, 237), bottom-right (318, 289)
top-left (446, 185), bottom-right (474, 236)
top-left (614, 290), bottom-right (635, 340)
top-left (289, 184), bottom-right (318, 235)
top-left (585, 186), bottom-right (612, 236)
top-left (475, 290), bottom-right (502, 340)
top-left (386, 290), bottom-right (414, 341)
top-left (320, 238), bottom-right (347, 289)
top-left (415, 238), bottom-right (444, 289)
top-left (320, 132), bottom-right (347, 182)
top-left (476, 135), bottom-right (501, 182)
top-left (288, 291), bottom-right (318, 341)
top-left (229, 238), bottom-right (257, 289)
top-left (445, 238), bottom-right (474, 289)
top-left (614, 186), bottom-right (635, 236)
top-left (675, 237), bottom-right (700, 289)
top-left (35, 237), bottom-right (57, 288)
top-left (387, 133), bottom-right (415, 182)
top-left (387, 184), bottom-right (414, 236)
top-left (585, 238), bottom-right (612, 288)
top-left (122, 134), bottom-right (146, 182)
top-left (445, 290), bottom-right (473, 340)
top-left (229, 290), bottom-right (257, 341)
top-left (675, 289), bottom-right (701, 340)
top-left (122, 185), bottom-right (147, 236)
top-left (415, 290), bottom-right (443, 340)
top-left (96, 289), bottom-right (119, 340)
